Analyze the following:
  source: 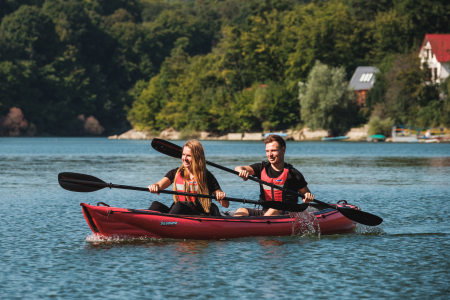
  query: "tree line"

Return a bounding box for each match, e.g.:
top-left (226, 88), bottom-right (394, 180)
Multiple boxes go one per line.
top-left (1, 0), bottom-right (450, 136)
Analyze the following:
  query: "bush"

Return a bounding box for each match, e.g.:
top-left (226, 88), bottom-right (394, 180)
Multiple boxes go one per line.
top-left (368, 116), bottom-right (394, 136)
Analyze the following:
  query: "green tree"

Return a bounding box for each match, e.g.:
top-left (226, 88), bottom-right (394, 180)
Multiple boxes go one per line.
top-left (382, 53), bottom-right (439, 124)
top-left (84, 0), bottom-right (142, 21)
top-left (285, 1), bottom-right (366, 81)
top-left (394, 0), bottom-right (450, 46)
top-left (345, 0), bottom-right (393, 21)
top-left (416, 101), bottom-right (442, 128)
top-left (441, 99), bottom-right (450, 127)
top-left (298, 61), bottom-right (357, 134)
top-left (0, 60), bottom-right (37, 117)
top-left (252, 81), bottom-right (299, 131)
top-left (370, 9), bottom-right (414, 62)
top-left (0, 0), bottom-right (45, 19)
top-left (0, 5), bottom-right (59, 64)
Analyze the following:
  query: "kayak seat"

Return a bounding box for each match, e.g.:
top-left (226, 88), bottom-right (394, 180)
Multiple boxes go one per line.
top-left (308, 203), bottom-right (329, 211)
top-left (220, 210), bottom-right (236, 217)
top-left (148, 201), bottom-right (171, 213)
top-left (209, 203), bottom-right (221, 216)
top-left (148, 201), bottom-right (222, 217)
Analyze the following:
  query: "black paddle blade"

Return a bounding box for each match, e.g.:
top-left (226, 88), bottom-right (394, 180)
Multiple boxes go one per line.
top-left (337, 207), bottom-right (383, 226)
top-left (151, 138), bottom-right (182, 159)
top-left (58, 172), bottom-right (106, 193)
top-left (261, 201), bottom-right (308, 212)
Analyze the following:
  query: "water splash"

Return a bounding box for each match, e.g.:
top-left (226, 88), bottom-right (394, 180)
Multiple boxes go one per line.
top-left (85, 233), bottom-right (160, 243)
top-left (290, 211), bottom-right (321, 237)
top-left (355, 223), bottom-right (386, 235)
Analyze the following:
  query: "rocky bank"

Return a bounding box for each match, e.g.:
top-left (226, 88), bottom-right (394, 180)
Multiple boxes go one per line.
top-left (109, 125), bottom-right (369, 141)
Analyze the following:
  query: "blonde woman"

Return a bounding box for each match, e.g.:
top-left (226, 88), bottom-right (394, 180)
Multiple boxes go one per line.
top-left (148, 140), bottom-right (229, 215)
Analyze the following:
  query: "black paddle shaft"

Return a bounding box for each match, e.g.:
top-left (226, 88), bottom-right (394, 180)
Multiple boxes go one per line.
top-left (58, 174), bottom-right (308, 212)
top-left (59, 178), bottom-right (262, 204)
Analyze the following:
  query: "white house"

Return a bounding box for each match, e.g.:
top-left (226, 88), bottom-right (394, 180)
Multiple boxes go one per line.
top-left (419, 34), bottom-right (450, 83)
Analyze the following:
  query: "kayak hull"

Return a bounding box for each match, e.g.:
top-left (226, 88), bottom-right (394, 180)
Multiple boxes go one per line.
top-left (80, 203), bottom-right (357, 240)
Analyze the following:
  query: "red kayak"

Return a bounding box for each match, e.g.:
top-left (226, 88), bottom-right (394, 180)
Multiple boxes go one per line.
top-left (80, 201), bottom-right (358, 239)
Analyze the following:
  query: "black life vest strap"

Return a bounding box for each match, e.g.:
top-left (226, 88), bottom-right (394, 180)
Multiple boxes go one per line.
top-left (282, 163), bottom-right (294, 202)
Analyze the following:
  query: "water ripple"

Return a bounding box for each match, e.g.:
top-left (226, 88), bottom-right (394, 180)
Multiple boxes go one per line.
top-left (1, 138), bottom-right (449, 299)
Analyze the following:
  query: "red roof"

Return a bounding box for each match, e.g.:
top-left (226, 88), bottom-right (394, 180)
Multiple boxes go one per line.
top-left (422, 34), bottom-right (450, 62)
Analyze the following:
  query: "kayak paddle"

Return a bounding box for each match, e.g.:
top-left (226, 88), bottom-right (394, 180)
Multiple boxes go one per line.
top-left (58, 172), bottom-right (308, 212)
top-left (151, 138), bottom-right (383, 226)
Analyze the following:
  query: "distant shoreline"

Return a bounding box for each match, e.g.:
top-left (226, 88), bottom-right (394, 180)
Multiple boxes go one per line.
top-left (107, 127), bottom-right (368, 141)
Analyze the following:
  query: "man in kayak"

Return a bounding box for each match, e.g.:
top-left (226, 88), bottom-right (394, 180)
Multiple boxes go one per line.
top-left (148, 139), bottom-right (229, 216)
top-left (234, 134), bottom-right (314, 216)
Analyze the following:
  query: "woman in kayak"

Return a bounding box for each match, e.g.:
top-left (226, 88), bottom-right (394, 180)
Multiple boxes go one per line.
top-left (148, 139), bottom-right (229, 216)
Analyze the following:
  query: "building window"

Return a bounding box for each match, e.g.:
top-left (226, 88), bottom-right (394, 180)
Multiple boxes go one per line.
top-left (359, 73), bottom-right (373, 82)
top-left (426, 68), bottom-right (432, 81)
top-left (434, 68), bottom-right (438, 80)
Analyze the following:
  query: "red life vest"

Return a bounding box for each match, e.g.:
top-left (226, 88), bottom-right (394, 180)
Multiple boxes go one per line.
top-left (175, 171), bottom-right (198, 203)
top-left (260, 166), bottom-right (289, 202)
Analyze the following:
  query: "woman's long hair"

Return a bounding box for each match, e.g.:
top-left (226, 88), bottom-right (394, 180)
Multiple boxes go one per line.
top-left (173, 139), bottom-right (211, 213)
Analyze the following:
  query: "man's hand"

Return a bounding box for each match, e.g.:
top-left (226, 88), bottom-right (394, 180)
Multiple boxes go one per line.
top-left (302, 192), bottom-right (314, 203)
top-left (235, 166), bottom-right (254, 181)
top-left (237, 169), bottom-right (249, 181)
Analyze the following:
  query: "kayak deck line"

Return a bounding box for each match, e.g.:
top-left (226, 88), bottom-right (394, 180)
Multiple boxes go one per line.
top-left (102, 208), bottom-right (299, 224)
top-left (129, 210), bottom-right (296, 224)
top-left (124, 207), bottom-right (340, 222)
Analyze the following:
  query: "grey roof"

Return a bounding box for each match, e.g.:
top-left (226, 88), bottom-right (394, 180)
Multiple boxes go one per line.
top-left (349, 66), bottom-right (379, 91)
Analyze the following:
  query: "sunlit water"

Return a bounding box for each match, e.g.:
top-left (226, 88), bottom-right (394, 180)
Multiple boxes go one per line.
top-left (1, 138), bottom-right (449, 299)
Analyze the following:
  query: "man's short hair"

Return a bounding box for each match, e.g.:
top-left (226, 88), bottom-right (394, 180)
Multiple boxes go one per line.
top-left (264, 134), bottom-right (286, 149)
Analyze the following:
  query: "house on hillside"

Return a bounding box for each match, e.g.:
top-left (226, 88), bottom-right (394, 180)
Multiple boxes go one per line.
top-left (419, 34), bottom-right (450, 83)
top-left (349, 66), bottom-right (379, 106)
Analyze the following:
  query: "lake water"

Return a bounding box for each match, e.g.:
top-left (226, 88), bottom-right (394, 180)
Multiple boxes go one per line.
top-left (1, 138), bottom-right (449, 299)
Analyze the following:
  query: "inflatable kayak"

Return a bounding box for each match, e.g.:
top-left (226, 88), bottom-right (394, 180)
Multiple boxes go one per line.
top-left (80, 202), bottom-right (358, 239)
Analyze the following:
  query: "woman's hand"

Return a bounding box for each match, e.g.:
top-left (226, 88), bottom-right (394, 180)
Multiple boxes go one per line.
top-left (148, 184), bottom-right (160, 195)
top-left (215, 191), bottom-right (229, 208)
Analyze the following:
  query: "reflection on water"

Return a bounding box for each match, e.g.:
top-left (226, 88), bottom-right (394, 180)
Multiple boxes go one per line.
top-left (1, 138), bottom-right (449, 299)
top-left (258, 239), bottom-right (286, 248)
top-left (174, 240), bottom-right (210, 254)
